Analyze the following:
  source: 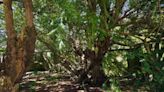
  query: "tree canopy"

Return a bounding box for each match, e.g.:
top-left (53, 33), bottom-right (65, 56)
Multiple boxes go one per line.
top-left (0, 0), bottom-right (164, 91)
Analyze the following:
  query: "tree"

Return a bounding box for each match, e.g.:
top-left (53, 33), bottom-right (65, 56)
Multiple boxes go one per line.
top-left (0, 0), bottom-right (36, 91)
top-left (54, 0), bottom-right (164, 87)
top-left (5, 0), bottom-right (161, 90)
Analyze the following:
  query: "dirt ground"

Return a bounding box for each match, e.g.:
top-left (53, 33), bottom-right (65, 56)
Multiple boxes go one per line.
top-left (19, 71), bottom-right (149, 92)
top-left (20, 71), bottom-right (104, 92)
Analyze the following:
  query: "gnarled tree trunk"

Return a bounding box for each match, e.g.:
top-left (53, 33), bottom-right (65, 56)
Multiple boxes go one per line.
top-left (76, 36), bottom-right (111, 86)
top-left (0, 0), bottom-right (36, 91)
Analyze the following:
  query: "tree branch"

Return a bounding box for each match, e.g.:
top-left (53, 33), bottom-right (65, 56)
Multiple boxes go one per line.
top-left (23, 0), bottom-right (34, 27)
top-left (118, 9), bottom-right (136, 21)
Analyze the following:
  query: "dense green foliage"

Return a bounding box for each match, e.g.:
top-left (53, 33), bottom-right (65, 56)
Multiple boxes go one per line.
top-left (0, 0), bottom-right (164, 91)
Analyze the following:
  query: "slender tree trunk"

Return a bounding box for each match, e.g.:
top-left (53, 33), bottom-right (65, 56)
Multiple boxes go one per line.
top-left (0, 0), bottom-right (36, 91)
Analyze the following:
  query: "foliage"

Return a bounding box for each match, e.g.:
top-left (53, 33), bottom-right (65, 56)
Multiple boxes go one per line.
top-left (0, 0), bottom-right (164, 91)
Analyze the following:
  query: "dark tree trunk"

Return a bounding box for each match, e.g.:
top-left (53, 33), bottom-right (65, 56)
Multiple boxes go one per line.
top-left (77, 56), bottom-right (106, 86)
top-left (90, 59), bottom-right (106, 86)
top-left (77, 36), bottom-right (111, 86)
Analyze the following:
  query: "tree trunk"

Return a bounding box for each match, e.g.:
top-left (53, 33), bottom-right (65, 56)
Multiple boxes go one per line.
top-left (77, 56), bottom-right (106, 86)
top-left (88, 36), bottom-right (111, 86)
top-left (0, 0), bottom-right (36, 91)
top-left (89, 59), bottom-right (106, 86)
top-left (75, 36), bottom-right (111, 86)
top-left (77, 36), bottom-right (111, 86)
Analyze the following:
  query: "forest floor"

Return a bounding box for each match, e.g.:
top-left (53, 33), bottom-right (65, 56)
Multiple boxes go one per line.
top-left (20, 71), bottom-right (104, 92)
top-left (19, 71), bottom-right (147, 92)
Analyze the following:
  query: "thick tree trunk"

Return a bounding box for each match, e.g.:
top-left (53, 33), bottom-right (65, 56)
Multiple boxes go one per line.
top-left (77, 36), bottom-right (111, 86)
top-left (89, 36), bottom-right (111, 86)
top-left (90, 59), bottom-right (106, 86)
top-left (77, 57), bottom-right (106, 86)
top-left (0, 0), bottom-right (36, 91)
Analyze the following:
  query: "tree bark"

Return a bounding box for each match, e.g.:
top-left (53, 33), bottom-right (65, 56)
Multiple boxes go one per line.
top-left (89, 58), bottom-right (106, 86)
top-left (77, 36), bottom-right (111, 86)
top-left (77, 54), bottom-right (107, 86)
top-left (0, 0), bottom-right (36, 91)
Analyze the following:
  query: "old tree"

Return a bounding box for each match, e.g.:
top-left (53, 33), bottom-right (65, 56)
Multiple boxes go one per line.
top-left (53, 0), bottom-right (164, 87)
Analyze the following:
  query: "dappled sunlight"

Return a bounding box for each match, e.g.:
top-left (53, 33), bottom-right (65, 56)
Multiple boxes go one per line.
top-left (0, 0), bottom-right (164, 91)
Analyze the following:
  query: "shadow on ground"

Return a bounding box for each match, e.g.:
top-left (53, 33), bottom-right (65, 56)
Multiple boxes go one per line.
top-left (20, 71), bottom-right (104, 92)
